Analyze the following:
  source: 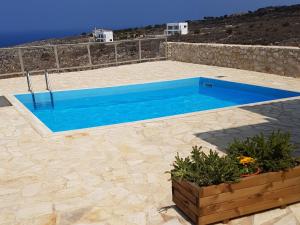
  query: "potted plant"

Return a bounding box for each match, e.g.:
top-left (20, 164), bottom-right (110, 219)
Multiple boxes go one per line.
top-left (169, 131), bottom-right (300, 225)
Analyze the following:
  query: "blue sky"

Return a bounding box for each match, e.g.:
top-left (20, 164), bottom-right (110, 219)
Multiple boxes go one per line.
top-left (0, 0), bottom-right (299, 33)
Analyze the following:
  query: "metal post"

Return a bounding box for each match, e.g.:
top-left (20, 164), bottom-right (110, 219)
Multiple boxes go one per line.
top-left (44, 70), bottom-right (51, 91)
top-left (87, 43), bottom-right (92, 65)
top-left (138, 40), bottom-right (142, 62)
top-left (18, 48), bottom-right (25, 75)
top-left (26, 71), bottom-right (33, 92)
top-left (53, 46), bottom-right (60, 70)
top-left (114, 43), bottom-right (118, 65)
top-left (165, 36), bottom-right (168, 59)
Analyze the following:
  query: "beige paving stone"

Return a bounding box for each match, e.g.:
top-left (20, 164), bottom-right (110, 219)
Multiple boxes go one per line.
top-left (126, 212), bottom-right (147, 225)
top-left (77, 207), bottom-right (113, 223)
top-left (253, 208), bottom-right (289, 225)
top-left (16, 202), bottom-right (53, 220)
top-left (0, 209), bottom-right (16, 225)
top-left (0, 61), bottom-right (300, 224)
top-left (0, 187), bottom-right (19, 196)
top-left (161, 218), bottom-right (183, 225)
top-left (289, 203), bottom-right (300, 223)
top-left (14, 213), bottom-right (57, 225)
top-left (229, 215), bottom-right (254, 225)
top-left (272, 213), bottom-right (299, 225)
top-left (21, 182), bottom-right (42, 197)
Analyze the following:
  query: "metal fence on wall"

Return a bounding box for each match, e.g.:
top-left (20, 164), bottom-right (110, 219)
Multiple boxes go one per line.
top-left (0, 37), bottom-right (167, 78)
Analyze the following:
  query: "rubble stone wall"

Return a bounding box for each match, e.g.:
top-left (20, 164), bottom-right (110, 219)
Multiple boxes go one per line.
top-left (167, 42), bottom-right (300, 77)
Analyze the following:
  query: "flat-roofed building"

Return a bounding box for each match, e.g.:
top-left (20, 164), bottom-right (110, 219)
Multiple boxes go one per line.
top-left (93, 28), bottom-right (114, 42)
top-left (165, 22), bottom-right (188, 36)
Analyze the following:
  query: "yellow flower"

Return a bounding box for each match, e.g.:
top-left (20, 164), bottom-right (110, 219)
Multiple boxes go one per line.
top-left (239, 156), bottom-right (256, 165)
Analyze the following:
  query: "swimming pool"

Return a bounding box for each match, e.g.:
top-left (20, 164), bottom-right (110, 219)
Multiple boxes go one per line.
top-left (15, 77), bottom-right (300, 132)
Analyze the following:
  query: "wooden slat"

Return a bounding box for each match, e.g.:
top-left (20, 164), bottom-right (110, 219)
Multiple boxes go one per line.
top-left (200, 174), bottom-right (300, 206)
top-left (198, 191), bottom-right (300, 225)
top-left (173, 189), bottom-right (199, 216)
top-left (199, 166), bottom-right (300, 197)
top-left (200, 181), bottom-right (300, 216)
top-left (173, 195), bottom-right (198, 224)
top-left (172, 180), bottom-right (199, 205)
top-left (239, 190), bottom-right (300, 214)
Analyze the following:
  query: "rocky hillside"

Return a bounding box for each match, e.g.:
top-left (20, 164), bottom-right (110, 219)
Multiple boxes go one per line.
top-left (168, 4), bottom-right (300, 46)
top-left (12, 4), bottom-right (300, 47)
top-left (115, 4), bottom-right (300, 47)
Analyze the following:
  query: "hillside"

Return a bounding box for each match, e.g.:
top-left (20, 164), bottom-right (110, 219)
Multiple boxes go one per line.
top-left (168, 4), bottom-right (300, 46)
top-left (19, 4), bottom-right (300, 47)
top-left (115, 4), bottom-right (300, 47)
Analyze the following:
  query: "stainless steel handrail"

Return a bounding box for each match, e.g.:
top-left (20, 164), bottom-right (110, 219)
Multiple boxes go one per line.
top-left (44, 70), bottom-right (54, 108)
top-left (25, 71), bottom-right (37, 109)
top-left (26, 71), bottom-right (33, 92)
top-left (44, 70), bottom-right (51, 91)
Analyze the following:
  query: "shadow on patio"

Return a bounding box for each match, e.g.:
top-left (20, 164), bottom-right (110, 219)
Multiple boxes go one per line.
top-left (195, 98), bottom-right (300, 157)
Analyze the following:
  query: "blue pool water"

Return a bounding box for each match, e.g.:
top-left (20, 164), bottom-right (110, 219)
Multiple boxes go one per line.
top-left (15, 77), bottom-right (300, 132)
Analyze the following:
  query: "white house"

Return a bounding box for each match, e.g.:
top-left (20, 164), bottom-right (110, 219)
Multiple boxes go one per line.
top-left (93, 28), bottom-right (114, 42)
top-left (165, 22), bottom-right (188, 36)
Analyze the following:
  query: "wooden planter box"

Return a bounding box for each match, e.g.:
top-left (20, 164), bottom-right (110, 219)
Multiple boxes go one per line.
top-left (172, 166), bottom-right (300, 225)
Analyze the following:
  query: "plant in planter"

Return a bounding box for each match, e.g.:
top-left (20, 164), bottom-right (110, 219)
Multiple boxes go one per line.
top-left (169, 146), bottom-right (241, 187)
top-left (169, 131), bottom-right (300, 225)
top-left (227, 130), bottom-right (298, 172)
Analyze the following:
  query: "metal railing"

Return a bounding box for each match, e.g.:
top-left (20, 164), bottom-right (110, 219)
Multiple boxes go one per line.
top-left (0, 37), bottom-right (167, 78)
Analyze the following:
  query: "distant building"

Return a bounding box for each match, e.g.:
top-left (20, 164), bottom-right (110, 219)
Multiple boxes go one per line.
top-left (93, 28), bottom-right (114, 42)
top-left (165, 22), bottom-right (188, 36)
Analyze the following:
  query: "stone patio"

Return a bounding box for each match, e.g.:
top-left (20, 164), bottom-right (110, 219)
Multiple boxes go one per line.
top-left (0, 61), bottom-right (300, 225)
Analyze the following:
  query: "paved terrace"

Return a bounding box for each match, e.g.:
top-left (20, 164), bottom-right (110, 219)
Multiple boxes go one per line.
top-left (0, 61), bottom-right (300, 225)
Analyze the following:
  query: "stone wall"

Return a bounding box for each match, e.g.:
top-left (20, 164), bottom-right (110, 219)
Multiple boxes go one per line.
top-left (167, 42), bottom-right (300, 78)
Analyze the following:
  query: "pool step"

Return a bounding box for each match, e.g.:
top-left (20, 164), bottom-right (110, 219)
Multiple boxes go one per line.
top-left (32, 92), bottom-right (54, 110)
top-left (203, 83), bottom-right (213, 88)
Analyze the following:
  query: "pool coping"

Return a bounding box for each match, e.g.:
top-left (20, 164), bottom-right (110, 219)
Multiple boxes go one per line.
top-left (8, 75), bottom-right (300, 138)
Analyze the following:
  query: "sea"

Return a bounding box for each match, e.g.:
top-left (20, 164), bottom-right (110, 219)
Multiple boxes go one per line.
top-left (0, 30), bottom-right (83, 48)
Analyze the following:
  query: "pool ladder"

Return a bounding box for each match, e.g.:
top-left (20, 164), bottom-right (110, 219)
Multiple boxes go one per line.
top-left (26, 70), bottom-right (54, 109)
